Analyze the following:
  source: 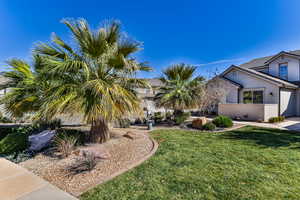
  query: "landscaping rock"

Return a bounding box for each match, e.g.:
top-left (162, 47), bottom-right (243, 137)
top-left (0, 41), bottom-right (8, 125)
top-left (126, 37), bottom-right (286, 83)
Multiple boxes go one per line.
top-left (28, 130), bottom-right (56, 151)
top-left (123, 131), bottom-right (141, 140)
top-left (192, 117), bottom-right (207, 129)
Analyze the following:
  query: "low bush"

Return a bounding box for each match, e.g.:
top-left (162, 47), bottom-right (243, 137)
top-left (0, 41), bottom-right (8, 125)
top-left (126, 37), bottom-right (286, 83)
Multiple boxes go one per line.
top-left (54, 133), bottom-right (78, 158)
top-left (33, 118), bottom-right (62, 130)
top-left (0, 127), bottom-right (14, 141)
top-left (115, 118), bottom-right (131, 128)
top-left (0, 117), bottom-right (13, 123)
top-left (212, 115), bottom-right (233, 128)
top-left (153, 112), bottom-right (164, 123)
top-left (165, 111), bottom-right (173, 121)
top-left (2, 150), bottom-right (34, 163)
top-left (174, 112), bottom-right (190, 125)
top-left (0, 132), bottom-right (28, 154)
top-left (134, 118), bottom-right (145, 125)
top-left (202, 122), bottom-right (216, 131)
top-left (268, 116), bottom-right (285, 123)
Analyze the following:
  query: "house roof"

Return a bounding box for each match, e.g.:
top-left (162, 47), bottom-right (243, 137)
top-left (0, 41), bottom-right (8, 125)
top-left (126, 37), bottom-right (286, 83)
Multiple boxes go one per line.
top-left (264, 51), bottom-right (300, 64)
top-left (239, 50), bottom-right (300, 69)
top-left (219, 76), bottom-right (243, 88)
top-left (145, 78), bottom-right (163, 87)
top-left (221, 65), bottom-right (299, 89)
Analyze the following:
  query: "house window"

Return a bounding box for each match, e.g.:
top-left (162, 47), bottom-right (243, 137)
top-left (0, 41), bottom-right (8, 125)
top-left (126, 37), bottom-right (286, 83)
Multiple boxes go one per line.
top-left (243, 90), bottom-right (264, 104)
top-left (243, 91), bottom-right (252, 104)
top-left (232, 71), bottom-right (237, 81)
top-left (279, 63), bottom-right (288, 80)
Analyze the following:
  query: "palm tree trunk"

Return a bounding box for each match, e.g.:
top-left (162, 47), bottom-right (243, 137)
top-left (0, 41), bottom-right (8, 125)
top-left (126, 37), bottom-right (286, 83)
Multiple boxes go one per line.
top-left (89, 117), bottom-right (110, 143)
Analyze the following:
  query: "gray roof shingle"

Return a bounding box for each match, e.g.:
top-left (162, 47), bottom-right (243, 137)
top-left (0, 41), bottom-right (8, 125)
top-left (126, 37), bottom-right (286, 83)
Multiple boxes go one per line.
top-left (145, 78), bottom-right (163, 87)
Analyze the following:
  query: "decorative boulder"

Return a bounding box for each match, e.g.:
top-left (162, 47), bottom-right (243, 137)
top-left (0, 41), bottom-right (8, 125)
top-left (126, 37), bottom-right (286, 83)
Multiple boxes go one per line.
top-left (192, 117), bottom-right (207, 129)
top-left (28, 130), bottom-right (56, 151)
top-left (123, 131), bottom-right (142, 140)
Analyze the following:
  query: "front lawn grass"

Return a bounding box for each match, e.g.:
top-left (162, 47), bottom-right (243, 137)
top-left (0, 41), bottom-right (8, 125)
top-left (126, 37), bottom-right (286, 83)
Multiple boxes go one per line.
top-left (81, 126), bottom-right (300, 200)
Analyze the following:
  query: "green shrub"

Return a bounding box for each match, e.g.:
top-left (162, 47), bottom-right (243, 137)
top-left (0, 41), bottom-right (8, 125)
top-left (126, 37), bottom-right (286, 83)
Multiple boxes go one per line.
top-left (0, 132), bottom-right (28, 154)
top-left (33, 118), bottom-right (62, 130)
top-left (174, 111), bottom-right (190, 125)
top-left (165, 111), bottom-right (173, 121)
top-left (0, 117), bottom-right (13, 123)
top-left (2, 150), bottom-right (34, 163)
top-left (0, 127), bottom-right (14, 141)
top-left (202, 122), bottom-right (216, 131)
top-left (154, 112), bottom-right (164, 123)
top-left (268, 116), bottom-right (285, 123)
top-left (212, 115), bottom-right (233, 128)
top-left (0, 111), bottom-right (13, 123)
top-left (115, 118), bottom-right (131, 128)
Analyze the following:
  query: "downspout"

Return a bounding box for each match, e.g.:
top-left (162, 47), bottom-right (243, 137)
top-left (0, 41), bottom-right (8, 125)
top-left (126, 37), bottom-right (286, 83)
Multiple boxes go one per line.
top-left (237, 88), bottom-right (240, 103)
top-left (278, 87), bottom-right (281, 117)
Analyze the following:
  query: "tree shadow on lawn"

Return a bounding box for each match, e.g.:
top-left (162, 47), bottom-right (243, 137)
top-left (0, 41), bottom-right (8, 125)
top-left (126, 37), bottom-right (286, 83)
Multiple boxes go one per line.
top-left (219, 126), bottom-right (300, 149)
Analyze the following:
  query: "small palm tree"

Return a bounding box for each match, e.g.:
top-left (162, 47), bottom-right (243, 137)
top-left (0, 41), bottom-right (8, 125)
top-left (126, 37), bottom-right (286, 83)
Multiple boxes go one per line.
top-left (154, 63), bottom-right (204, 114)
top-left (34, 19), bottom-right (151, 143)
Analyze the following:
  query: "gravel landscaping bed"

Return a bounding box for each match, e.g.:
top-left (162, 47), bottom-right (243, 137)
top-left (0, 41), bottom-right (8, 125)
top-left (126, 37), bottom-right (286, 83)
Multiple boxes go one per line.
top-left (20, 129), bottom-right (154, 196)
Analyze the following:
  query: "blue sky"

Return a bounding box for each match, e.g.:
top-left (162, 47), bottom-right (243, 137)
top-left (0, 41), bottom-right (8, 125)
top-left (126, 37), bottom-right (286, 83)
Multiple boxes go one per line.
top-left (1, 0), bottom-right (300, 78)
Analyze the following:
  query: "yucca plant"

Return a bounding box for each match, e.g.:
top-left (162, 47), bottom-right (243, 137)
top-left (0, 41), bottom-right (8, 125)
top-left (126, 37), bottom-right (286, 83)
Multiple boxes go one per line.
top-left (34, 18), bottom-right (151, 143)
top-left (54, 133), bottom-right (78, 158)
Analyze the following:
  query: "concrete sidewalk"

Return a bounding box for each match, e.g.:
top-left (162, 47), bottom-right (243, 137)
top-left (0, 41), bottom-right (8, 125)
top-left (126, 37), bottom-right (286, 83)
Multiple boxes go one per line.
top-left (233, 117), bottom-right (300, 131)
top-left (0, 158), bottom-right (77, 200)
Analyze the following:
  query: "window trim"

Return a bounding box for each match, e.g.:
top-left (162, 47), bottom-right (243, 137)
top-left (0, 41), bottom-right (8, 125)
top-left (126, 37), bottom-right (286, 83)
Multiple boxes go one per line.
top-left (278, 62), bottom-right (288, 80)
top-left (242, 88), bottom-right (264, 104)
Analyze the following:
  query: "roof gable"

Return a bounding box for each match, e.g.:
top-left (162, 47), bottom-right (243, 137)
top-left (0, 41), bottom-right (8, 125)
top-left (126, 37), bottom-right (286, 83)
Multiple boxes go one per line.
top-left (264, 51), bottom-right (300, 64)
top-left (239, 50), bottom-right (300, 69)
top-left (221, 65), bottom-right (298, 88)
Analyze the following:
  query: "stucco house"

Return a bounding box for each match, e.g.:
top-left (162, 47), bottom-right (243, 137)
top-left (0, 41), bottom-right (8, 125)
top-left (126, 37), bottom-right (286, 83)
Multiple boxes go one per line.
top-left (216, 50), bottom-right (300, 121)
top-left (135, 78), bottom-right (164, 115)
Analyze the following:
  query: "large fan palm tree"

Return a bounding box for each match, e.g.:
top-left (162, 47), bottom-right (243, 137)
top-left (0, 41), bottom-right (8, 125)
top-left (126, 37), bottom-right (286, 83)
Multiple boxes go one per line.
top-left (154, 63), bottom-right (205, 113)
top-left (34, 19), bottom-right (151, 143)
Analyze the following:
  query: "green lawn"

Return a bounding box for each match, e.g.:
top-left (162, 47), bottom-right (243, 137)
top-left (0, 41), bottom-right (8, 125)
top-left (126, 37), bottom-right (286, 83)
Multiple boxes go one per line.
top-left (81, 126), bottom-right (300, 200)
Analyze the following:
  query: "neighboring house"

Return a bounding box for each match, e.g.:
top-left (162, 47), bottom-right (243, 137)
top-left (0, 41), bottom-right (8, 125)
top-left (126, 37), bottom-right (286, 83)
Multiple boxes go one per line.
top-left (216, 50), bottom-right (300, 121)
top-left (135, 78), bottom-right (164, 115)
top-left (0, 75), bottom-right (8, 116)
top-left (0, 75), bottom-right (8, 96)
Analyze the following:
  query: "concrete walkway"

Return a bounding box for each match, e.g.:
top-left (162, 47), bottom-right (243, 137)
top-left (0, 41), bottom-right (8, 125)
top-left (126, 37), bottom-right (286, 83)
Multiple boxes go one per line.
top-left (201, 116), bottom-right (300, 131)
top-left (0, 158), bottom-right (77, 200)
top-left (233, 117), bottom-right (300, 131)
